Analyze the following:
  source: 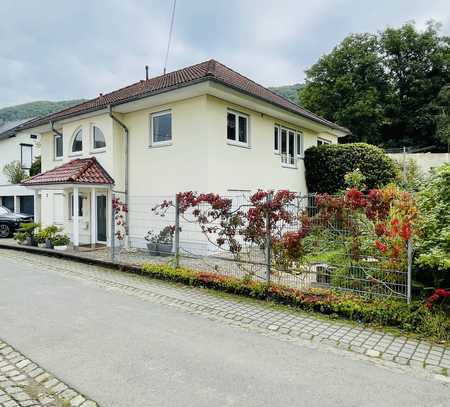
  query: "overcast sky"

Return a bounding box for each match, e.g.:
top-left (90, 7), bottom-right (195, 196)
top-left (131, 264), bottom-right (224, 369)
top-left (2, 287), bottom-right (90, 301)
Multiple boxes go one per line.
top-left (1, 0), bottom-right (449, 108)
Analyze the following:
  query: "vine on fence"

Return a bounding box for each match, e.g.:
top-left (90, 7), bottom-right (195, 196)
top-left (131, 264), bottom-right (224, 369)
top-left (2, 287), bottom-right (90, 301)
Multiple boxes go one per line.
top-left (112, 197), bottom-right (128, 241)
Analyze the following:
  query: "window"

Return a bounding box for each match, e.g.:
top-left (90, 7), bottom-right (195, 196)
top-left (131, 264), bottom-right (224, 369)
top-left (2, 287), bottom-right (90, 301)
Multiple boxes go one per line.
top-left (71, 128), bottom-right (83, 153)
top-left (278, 125), bottom-right (302, 167)
top-left (274, 126), bottom-right (279, 153)
top-left (227, 110), bottom-right (249, 146)
top-left (54, 134), bottom-right (63, 159)
top-left (297, 132), bottom-right (304, 157)
top-left (317, 138), bottom-right (331, 146)
top-left (30, 134), bottom-right (38, 139)
top-left (92, 126), bottom-right (106, 150)
top-left (20, 144), bottom-right (33, 169)
top-left (69, 193), bottom-right (84, 218)
top-left (151, 111), bottom-right (172, 145)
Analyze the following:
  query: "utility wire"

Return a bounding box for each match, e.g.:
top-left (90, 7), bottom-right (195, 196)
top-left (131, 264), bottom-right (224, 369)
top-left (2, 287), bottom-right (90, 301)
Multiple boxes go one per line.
top-left (163, 0), bottom-right (177, 74)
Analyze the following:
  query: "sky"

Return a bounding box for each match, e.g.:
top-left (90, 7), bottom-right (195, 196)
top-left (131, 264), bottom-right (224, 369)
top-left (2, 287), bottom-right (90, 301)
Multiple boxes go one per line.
top-left (1, 0), bottom-right (449, 108)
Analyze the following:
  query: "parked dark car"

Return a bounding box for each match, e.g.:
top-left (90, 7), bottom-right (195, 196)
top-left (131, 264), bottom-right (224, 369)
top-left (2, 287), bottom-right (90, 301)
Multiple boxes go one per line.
top-left (0, 206), bottom-right (34, 238)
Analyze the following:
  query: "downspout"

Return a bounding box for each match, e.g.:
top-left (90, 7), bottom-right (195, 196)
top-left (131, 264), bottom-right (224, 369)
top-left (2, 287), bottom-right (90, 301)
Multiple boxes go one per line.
top-left (50, 120), bottom-right (62, 137)
top-left (108, 105), bottom-right (130, 247)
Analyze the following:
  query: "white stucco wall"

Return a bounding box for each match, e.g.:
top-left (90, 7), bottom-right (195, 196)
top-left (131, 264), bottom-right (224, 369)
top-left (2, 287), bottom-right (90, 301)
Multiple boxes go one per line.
top-left (0, 133), bottom-right (40, 186)
top-left (388, 153), bottom-right (450, 175)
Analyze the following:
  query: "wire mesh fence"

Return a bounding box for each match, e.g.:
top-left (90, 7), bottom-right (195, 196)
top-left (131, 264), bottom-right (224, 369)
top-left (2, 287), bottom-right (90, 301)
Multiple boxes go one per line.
top-left (111, 192), bottom-right (411, 301)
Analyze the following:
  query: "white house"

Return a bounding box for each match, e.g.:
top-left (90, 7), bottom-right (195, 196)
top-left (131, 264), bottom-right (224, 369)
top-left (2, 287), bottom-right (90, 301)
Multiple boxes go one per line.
top-left (0, 120), bottom-right (40, 215)
top-left (12, 59), bottom-right (349, 249)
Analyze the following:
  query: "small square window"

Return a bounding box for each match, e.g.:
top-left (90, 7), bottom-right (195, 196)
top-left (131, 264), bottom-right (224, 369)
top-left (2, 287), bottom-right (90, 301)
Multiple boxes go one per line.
top-left (227, 110), bottom-right (249, 147)
top-left (151, 111), bottom-right (172, 145)
top-left (317, 138), bottom-right (331, 146)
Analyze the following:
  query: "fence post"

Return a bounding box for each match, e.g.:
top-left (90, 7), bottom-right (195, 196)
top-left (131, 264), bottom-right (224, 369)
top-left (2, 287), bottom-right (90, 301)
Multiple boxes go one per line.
top-left (111, 194), bottom-right (116, 263)
top-left (174, 194), bottom-right (180, 268)
top-left (265, 193), bottom-right (273, 284)
top-left (407, 238), bottom-right (412, 304)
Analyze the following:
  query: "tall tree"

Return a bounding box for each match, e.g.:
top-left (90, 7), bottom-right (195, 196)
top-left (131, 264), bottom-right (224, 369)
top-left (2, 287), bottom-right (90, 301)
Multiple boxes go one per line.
top-left (299, 22), bottom-right (450, 150)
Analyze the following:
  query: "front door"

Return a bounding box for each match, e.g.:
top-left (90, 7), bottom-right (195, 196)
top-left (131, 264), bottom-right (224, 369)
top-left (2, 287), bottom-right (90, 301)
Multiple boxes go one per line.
top-left (96, 195), bottom-right (107, 242)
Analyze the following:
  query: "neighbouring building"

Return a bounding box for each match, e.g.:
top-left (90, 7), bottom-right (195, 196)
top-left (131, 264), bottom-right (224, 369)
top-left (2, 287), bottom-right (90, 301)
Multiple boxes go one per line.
top-left (0, 119), bottom-right (40, 215)
top-left (11, 59), bottom-right (349, 249)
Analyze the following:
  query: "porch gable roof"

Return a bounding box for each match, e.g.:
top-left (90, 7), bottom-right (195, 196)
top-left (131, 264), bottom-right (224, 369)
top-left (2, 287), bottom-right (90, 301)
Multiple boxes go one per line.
top-left (22, 157), bottom-right (114, 186)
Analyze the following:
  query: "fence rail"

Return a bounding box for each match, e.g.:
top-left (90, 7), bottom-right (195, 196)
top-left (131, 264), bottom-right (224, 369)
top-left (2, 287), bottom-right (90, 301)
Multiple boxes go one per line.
top-left (111, 192), bottom-right (412, 302)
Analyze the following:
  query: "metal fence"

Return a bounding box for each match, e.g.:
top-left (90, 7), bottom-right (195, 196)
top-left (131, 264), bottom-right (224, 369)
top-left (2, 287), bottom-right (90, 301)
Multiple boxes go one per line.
top-left (111, 193), bottom-right (411, 302)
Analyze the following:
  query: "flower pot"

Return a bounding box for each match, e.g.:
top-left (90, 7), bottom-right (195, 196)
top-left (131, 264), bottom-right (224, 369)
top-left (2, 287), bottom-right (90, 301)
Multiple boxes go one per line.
top-left (45, 238), bottom-right (54, 249)
top-left (25, 236), bottom-right (37, 247)
top-left (157, 242), bottom-right (173, 256)
top-left (54, 245), bottom-right (67, 251)
top-left (38, 242), bottom-right (46, 248)
top-left (146, 242), bottom-right (159, 256)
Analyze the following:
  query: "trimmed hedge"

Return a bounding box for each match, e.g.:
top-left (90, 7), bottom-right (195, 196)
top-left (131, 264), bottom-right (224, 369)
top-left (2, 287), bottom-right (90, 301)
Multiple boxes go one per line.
top-left (141, 263), bottom-right (449, 341)
top-left (304, 143), bottom-right (398, 193)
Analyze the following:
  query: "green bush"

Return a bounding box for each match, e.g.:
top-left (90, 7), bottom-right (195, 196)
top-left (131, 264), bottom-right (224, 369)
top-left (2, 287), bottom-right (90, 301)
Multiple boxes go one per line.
top-left (415, 163), bottom-right (450, 288)
top-left (304, 143), bottom-right (398, 193)
top-left (141, 263), bottom-right (449, 341)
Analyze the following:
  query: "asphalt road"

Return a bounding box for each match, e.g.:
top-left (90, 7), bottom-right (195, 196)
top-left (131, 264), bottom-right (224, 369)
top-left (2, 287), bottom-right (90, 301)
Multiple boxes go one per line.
top-left (0, 255), bottom-right (449, 407)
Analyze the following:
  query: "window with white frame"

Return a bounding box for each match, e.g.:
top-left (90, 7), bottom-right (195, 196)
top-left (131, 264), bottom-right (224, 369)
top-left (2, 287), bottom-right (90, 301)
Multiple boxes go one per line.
top-left (69, 193), bottom-right (84, 219)
top-left (317, 137), bottom-right (331, 146)
top-left (92, 126), bottom-right (106, 150)
top-left (20, 144), bottom-right (33, 169)
top-left (151, 111), bottom-right (172, 146)
top-left (276, 125), bottom-right (303, 166)
top-left (54, 134), bottom-right (63, 159)
top-left (227, 110), bottom-right (249, 146)
top-left (71, 128), bottom-right (83, 153)
top-left (274, 126), bottom-right (280, 153)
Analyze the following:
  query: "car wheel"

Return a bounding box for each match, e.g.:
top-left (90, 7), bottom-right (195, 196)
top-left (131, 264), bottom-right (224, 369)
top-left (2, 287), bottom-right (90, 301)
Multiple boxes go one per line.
top-left (0, 224), bottom-right (11, 238)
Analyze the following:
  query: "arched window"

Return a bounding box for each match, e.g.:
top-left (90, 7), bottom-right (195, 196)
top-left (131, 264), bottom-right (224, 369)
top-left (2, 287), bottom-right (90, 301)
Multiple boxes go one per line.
top-left (92, 126), bottom-right (106, 150)
top-left (71, 128), bottom-right (83, 153)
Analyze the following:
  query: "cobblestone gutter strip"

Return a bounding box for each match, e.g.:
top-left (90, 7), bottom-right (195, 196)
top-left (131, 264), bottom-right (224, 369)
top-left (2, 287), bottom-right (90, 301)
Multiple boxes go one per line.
top-left (2, 249), bottom-right (450, 384)
top-left (0, 340), bottom-right (98, 407)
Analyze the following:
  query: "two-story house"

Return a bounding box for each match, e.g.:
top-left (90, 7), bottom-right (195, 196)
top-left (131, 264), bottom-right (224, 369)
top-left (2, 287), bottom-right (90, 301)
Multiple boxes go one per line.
top-left (13, 59), bottom-right (349, 249)
top-left (0, 120), bottom-right (40, 215)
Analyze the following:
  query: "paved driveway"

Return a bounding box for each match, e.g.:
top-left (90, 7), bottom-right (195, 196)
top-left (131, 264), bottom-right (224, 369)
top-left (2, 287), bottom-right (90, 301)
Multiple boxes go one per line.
top-left (0, 250), bottom-right (449, 407)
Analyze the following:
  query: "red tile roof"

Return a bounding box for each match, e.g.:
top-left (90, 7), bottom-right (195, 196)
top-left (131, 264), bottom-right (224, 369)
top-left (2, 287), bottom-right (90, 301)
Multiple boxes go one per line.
top-left (22, 157), bottom-right (114, 186)
top-left (14, 59), bottom-right (349, 134)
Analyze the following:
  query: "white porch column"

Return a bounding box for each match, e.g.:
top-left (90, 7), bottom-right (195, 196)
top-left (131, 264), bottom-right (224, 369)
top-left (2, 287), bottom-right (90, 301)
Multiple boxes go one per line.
top-left (33, 190), bottom-right (41, 223)
top-left (13, 196), bottom-right (19, 213)
top-left (91, 187), bottom-right (96, 248)
top-left (73, 186), bottom-right (79, 249)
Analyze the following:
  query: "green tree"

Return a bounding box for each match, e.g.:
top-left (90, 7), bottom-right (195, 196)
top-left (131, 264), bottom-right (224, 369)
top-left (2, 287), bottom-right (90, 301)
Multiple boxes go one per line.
top-left (300, 34), bottom-right (389, 144)
top-left (3, 161), bottom-right (26, 184)
top-left (299, 22), bottom-right (450, 150)
top-left (29, 156), bottom-right (41, 177)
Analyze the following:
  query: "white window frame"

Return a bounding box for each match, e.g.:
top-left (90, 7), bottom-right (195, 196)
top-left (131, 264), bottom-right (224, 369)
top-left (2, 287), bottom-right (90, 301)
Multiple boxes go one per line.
top-left (277, 125), bottom-right (298, 168)
top-left (70, 127), bottom-right (83, 156)
top-left (150, 110), bottom-right (172, 147)
top-left (54, 134), bottom-right (63, 160)
top-left (20, 144), bottom-right (33, 170)
top-left (274, 125), bottom-right (280, 154)
top-left (69, 193), bottom-right (85, 219)
top-left (317, 137), bottom-right (331, 146)
top-left (297, 131), bottom-right (304, 158)
top-left (91, 124), bottom-right (106, 153)
top-left (227, 109), bottom-right (250, 148)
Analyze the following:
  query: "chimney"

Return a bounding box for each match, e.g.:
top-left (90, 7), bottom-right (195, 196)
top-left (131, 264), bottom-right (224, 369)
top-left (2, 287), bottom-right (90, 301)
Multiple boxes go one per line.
top-left (145, 65), bottom-right (149, 81)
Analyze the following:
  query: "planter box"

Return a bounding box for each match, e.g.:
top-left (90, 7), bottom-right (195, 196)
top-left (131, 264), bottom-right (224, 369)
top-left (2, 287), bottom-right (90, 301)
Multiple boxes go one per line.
top-left (146, 242), bottom-right (159, 256)
top-left (54, 245), bottom-right (67, 251)
top-left (157, 243), bottom-right (173, 257)
top-left (45, 238), bottom-right (54, 249)
top-left (25, 237), bottom-right (37, 247)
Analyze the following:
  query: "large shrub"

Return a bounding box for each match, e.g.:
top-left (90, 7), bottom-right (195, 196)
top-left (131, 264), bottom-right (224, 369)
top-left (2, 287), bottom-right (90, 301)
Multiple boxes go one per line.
top-left (415, 163), bottom-right (450, 288)
top-left (304, 143), bottom-right (398, 193)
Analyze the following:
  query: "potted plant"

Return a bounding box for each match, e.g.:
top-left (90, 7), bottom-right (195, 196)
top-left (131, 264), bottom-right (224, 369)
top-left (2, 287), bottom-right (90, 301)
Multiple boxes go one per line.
top-left (14, 222), bottom-right (40, 246)
top-left (156, 225), bottom-right (175, 256)
top-left (144, 230), bottom-right (159, 255)
top-left (52, 234), bottom-right (70, 251)
top-left (36, 225), bottom-right (60, 249)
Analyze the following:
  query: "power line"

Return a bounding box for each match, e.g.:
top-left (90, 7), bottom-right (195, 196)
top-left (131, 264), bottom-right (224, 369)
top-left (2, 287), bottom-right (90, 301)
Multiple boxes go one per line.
top-left (163, 0), bottom-right (177, 75)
